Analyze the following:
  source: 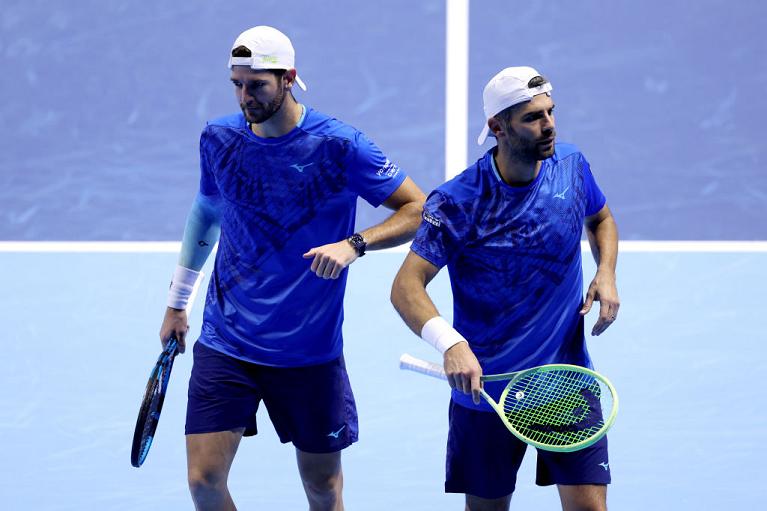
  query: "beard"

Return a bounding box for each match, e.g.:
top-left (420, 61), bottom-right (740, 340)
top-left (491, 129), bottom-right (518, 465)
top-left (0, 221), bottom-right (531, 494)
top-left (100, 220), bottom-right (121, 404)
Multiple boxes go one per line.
top-left (505, 124), bottom-right (556, 161)
top-left (241, 83), bottom-right (286, 124)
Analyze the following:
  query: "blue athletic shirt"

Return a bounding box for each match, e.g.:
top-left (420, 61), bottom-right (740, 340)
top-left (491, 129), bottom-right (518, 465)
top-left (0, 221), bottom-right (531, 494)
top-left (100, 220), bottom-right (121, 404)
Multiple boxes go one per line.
top-left (197, 107), bottom-right (406, 367)
top-left (411, 143), bottom-right (606, 410)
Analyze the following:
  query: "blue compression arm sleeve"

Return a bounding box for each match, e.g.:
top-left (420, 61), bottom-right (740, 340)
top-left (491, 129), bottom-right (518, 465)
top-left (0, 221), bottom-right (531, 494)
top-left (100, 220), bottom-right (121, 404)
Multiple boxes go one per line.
top-left (178, 193), bottom-right (221, 270)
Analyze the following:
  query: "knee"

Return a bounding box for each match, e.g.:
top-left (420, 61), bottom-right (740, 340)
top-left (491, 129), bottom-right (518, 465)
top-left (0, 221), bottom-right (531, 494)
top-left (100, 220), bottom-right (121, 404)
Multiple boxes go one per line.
top-left (188, 467), bottom-right (227, 500)
top-left (302, 470), bottom-right (343, 505)
top-left (565, 505), bottom-right (606, 511)
top-left (303, 471), bottom-right (342, 495)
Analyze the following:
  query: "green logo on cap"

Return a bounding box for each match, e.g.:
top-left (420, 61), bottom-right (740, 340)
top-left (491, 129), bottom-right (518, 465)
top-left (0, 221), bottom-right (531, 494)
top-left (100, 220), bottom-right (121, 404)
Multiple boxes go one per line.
top-left (261, 55), bottom-right (279, 64)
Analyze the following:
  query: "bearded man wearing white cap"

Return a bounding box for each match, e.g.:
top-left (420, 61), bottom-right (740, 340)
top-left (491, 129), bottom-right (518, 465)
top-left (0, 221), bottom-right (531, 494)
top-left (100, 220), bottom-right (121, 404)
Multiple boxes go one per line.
top-left (392, 67), bottom-right (620, 510)
top-left (158, 26), bottom-right (425, 510)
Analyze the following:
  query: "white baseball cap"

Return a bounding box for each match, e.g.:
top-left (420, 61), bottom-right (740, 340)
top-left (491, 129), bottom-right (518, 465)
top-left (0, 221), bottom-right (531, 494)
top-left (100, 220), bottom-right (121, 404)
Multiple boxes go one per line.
top-left (227, 26), bottom-right (307, 91)
top-left (477, 66), bottom-right (552, 145)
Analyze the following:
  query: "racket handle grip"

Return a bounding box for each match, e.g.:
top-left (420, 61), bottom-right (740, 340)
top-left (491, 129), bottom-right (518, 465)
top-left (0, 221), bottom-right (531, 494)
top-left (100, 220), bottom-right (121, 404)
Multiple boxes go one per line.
top-left (399, 353), bottom-right (448, 381)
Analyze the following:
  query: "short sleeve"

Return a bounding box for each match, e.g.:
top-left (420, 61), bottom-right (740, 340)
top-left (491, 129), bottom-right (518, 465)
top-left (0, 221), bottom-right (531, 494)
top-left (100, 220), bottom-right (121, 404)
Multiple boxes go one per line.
top-left (580, 154), bottom-right (606, 217)
top-left (199, 128), bottom-right (221, 198)
top-left (410, 191), bottom-right (468, 269)
top-left (344, 131), bottom-right (406, 207)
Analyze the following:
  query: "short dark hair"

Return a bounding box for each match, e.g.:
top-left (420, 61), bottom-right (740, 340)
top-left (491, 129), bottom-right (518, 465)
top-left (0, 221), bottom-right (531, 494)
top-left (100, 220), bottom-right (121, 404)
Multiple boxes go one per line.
top-left (230, 45), bottom-right (286, 79)
top-left (495, 74), bottom-right (549, 123)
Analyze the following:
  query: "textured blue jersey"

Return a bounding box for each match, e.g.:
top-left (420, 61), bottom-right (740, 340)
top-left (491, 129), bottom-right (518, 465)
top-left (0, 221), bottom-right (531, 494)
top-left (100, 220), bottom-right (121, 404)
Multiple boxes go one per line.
top-left (197, 107), bottom-right (406, 367)
top-left (411, 144), bottom-right (605, 410)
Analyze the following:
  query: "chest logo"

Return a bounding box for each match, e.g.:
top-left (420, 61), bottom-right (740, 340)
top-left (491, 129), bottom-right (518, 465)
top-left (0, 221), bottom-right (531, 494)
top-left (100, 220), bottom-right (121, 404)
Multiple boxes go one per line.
top-left (291, 162), bottom-right (314, 173)
top-left (554, 186), bottom-right (569, 200)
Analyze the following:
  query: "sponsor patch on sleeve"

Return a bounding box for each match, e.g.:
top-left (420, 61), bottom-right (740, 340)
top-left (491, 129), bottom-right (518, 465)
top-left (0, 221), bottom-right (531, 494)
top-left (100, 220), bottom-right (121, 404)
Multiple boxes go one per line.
top-left (375, 159), bottom-right (400, 178)
top-left (423, 211), bottom-right (442, 227)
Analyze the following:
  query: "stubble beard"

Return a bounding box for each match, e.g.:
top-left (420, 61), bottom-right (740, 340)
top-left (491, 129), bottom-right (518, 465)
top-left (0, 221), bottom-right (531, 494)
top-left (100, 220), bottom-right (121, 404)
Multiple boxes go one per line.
top-left (505, 125), bottom-right (555, 162)
top-left (242, 82), bottom-right (286, 125)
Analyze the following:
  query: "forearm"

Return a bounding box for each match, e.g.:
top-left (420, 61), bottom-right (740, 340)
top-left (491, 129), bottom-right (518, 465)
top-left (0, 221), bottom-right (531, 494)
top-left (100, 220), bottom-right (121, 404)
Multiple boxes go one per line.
top-left (178, 193), bottom-right (222, 270)
top-left (582, 206), bottom-right (621, 335)
top-left (391, 266), bottom-right (440, 336)
top-left (587, 214), bottom-right (618, 273)
top-left (359, 200), bottom-right (423, 251)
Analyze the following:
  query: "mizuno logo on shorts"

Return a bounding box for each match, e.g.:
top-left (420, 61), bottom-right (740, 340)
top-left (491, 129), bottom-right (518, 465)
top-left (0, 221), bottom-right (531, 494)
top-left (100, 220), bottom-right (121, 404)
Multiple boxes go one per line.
top-left (327, 424), bottom-right (346, 438)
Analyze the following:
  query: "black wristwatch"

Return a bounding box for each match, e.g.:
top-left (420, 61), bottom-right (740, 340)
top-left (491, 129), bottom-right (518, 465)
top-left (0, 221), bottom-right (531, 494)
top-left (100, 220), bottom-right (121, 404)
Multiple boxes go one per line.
top-left (347, 233), bottom-right (367, 257)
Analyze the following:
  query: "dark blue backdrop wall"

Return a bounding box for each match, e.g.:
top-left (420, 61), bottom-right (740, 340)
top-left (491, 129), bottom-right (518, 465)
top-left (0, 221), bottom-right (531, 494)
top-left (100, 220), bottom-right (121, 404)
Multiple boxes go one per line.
top-left (1, 0), bottom-right (764, 240)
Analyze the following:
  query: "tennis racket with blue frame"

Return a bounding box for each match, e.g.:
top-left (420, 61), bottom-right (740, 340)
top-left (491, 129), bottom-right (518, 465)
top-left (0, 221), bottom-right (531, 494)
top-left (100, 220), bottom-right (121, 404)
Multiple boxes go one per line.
top-left (131, 337), bottom-right (180, 467)
top-left (130, 272), bottom-right (204, 468)
top-left (399, 353), bottom-right (618, 452)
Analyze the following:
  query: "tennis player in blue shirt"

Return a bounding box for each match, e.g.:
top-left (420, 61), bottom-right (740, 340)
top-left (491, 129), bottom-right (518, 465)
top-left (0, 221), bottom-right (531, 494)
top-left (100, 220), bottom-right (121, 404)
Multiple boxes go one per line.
top-left (391, 67), bottom-right (620, 511)
top-left (158, 26), bottom-right (425, 511)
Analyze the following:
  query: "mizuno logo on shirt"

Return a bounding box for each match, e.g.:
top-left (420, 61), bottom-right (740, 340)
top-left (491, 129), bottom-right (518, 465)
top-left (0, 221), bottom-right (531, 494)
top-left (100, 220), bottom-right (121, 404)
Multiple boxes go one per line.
top-left (291, 162), bottom-right (314, 173)
top-left (599, 462), bottom-right (609, 471)
top-left (327, 424), bottom-right (346, 439)
top-left (554, 186), bottom-right (569, 200)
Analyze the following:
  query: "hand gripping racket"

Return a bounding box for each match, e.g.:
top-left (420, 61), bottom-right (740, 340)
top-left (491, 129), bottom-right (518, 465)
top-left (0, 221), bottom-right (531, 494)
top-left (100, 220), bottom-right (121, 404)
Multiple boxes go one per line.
top-left (131, 272), bottom-right (204, 467)
top-left (399, 353), bottom-right (618, 452)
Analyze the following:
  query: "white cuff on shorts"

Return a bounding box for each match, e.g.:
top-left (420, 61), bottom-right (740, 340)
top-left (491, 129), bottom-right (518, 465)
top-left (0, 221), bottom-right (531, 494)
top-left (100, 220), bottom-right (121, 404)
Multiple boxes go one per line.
top-left (420, 316), bottom-right (468, 354)
top-left (167, 265), bottom-right (201, 310)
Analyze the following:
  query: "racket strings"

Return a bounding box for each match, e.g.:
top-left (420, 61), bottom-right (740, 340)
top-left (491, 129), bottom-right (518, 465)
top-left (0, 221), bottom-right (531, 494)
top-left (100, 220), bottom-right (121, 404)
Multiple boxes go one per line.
top-left (137, 355), bottom-right (174, 462)
top-left (501, 369), bottom-right (611, 447)
top-left (132, 340), bottom-right (180, 468)
top-left (138, 374), bottom-right (163, 459)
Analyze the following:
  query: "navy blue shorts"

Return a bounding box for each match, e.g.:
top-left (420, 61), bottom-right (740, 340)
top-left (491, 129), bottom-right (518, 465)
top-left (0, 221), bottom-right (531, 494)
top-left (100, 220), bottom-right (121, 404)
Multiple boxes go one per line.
top-left (445, 400), bottom-right (611, 499)
top-left (186, 341), bottom-right (358, 453)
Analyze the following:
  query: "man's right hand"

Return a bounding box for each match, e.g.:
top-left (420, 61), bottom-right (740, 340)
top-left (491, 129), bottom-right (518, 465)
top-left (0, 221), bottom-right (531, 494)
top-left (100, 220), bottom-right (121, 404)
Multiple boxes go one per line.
top-left (159, 307), bottom-right (189, 354)
top-left (443, 342), bottom-right (483, 404)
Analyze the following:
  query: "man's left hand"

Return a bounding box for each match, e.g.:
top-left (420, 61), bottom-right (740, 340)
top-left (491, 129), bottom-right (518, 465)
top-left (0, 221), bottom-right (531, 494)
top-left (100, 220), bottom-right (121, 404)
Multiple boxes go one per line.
top-left (580, 269), bottom-right (620, 336)
top-left (303, 240), bottom-right (359, 279)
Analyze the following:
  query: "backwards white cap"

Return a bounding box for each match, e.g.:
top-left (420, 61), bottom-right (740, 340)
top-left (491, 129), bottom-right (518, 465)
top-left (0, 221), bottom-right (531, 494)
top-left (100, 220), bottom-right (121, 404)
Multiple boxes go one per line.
top-left (477, 66), bottom-right (552, 145)
top-left (227, 26), bottom-right (307, 91)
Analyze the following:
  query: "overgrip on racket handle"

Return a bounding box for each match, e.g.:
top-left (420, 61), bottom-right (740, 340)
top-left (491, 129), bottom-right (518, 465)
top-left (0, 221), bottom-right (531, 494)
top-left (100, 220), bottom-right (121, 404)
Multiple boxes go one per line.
top-left (399, 353), bottom-right (448, 380)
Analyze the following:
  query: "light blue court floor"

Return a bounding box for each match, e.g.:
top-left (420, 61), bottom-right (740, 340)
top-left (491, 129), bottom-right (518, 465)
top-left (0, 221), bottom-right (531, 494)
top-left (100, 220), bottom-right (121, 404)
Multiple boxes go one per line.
top-left (1, 249), bottom-right (764, 510)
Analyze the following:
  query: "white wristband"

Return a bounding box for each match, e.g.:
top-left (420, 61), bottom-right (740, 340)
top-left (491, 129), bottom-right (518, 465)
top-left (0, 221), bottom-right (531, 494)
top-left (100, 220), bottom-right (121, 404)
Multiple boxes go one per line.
top-left (167, 265), bottom-right (201, 310)
top-left (420, 316), bottom-right (468, 354)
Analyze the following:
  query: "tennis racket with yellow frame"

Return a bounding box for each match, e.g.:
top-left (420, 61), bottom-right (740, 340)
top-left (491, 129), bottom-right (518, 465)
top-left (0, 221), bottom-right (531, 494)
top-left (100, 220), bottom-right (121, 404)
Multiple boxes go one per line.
top-left (399, 353), bottom-right (618, 452)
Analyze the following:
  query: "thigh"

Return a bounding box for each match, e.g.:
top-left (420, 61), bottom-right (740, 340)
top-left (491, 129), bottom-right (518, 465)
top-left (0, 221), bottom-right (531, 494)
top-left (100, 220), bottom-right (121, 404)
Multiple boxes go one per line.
top-left (186, 428), bottom-right (245, 481)
top-left (186, 341), bottom-right (261, 435)
top-left (557, 484), bottom-right (607, 511)
top-left (295, 448), bottom-right (343, 483)
top-left (258, 355), bottom-right (358, 453)
top-left (535, 436), bottom-right (611, 487)
top-left (465, 493), bottom-right (512, 511)
top-left (445, 400), bottom-right (527, 500)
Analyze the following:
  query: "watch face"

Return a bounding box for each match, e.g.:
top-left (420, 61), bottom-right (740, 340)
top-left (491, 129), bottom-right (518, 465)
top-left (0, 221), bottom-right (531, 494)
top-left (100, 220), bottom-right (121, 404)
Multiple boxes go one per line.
top-left (349, 234), bottom-right (366, 255)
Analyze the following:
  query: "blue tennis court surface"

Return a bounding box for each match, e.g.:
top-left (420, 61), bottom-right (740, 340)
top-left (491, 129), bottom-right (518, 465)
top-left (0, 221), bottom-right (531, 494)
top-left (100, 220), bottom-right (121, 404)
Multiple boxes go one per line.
top-left (1, 249), bottom-right (764, 509)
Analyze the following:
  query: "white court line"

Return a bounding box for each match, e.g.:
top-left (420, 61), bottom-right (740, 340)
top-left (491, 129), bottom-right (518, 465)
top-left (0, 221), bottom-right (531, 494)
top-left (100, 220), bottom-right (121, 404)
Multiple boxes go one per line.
top-left (0, 241), bottom-right (765, 253)
top-left (611, 241), bottom-right (767, 252)
top-left (0, 241), bottom-right (183, 252)
top-left (445, 0), bottom-right (469, 181)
